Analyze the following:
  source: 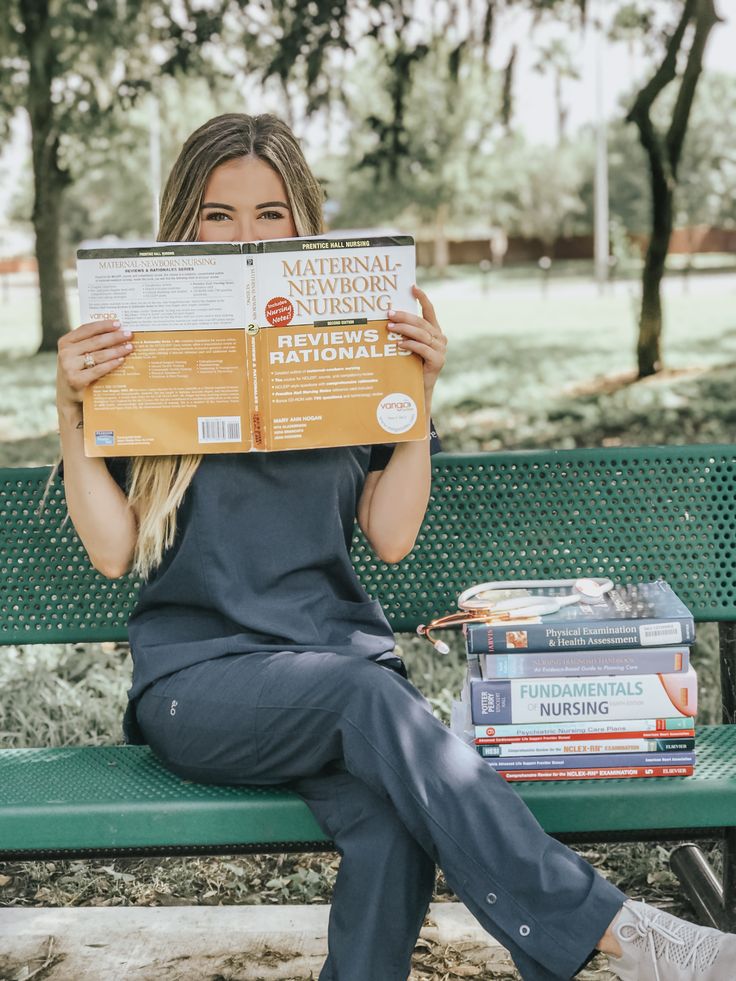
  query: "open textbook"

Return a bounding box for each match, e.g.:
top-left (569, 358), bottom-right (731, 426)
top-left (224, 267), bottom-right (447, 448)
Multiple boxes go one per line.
top-left (76, 235), bottom-right (426, 457)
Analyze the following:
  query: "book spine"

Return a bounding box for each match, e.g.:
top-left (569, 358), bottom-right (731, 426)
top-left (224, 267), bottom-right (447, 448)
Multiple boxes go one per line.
top-left (472, 717), bottom-right (695, 740)
top-left (249, 331), bottom-right (266, 449)
top-left (501, 765), bottom-right (694, 782)
top-left (478, 737), bottom-right (695, 757)
top-left (480, 751), bottom-right (695, 770)
top-left (475, 729), bottom-right (695, 745)
top-left (467, 667), bottom-right (697, 724)
top-left (466, 617), bottom-right (695, 654)
top-left (479, 647), bottom-right (689, 679)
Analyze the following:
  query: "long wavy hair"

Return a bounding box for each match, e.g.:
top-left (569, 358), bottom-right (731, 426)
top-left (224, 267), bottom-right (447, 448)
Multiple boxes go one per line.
top-left (42, 113), bottom-right (325, 580)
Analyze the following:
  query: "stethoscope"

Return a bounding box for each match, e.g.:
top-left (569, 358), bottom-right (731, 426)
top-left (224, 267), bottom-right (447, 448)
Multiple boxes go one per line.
top-left (417, 577), bottom-right (614, 654)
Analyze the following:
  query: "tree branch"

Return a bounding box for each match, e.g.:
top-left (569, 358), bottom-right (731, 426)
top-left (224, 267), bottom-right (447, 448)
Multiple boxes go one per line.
top-left (626, 0), bottom-right (696, 125)
top-left (666, 0), bottom-right (721, 175)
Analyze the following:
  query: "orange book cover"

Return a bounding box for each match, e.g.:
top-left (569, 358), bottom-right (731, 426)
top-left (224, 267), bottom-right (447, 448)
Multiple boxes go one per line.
top-left (77, 236), bottom-right (426, 456)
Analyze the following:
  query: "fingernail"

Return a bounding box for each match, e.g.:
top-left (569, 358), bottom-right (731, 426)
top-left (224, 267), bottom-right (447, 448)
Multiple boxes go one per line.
top-left (122, 329), bottom-right (132, 338)
top-left (387, 309), bottom-right (395, 317)
top-left (112, 319), bottom-right (121, 327)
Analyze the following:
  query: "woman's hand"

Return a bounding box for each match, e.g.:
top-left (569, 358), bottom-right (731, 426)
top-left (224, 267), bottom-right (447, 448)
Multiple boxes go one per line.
top-left (57, 318), bottom-right (134, 409)
top-left (387, 285), bottom-right (447, 402)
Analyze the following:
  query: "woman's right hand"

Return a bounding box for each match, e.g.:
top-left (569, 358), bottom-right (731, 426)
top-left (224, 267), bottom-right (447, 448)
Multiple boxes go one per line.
top-left (57, 318), bottom-right (134, 407)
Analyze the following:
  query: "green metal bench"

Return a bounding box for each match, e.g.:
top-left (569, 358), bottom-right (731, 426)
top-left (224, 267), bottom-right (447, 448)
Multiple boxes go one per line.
top-left (2, 446), bottom-right (735, 930)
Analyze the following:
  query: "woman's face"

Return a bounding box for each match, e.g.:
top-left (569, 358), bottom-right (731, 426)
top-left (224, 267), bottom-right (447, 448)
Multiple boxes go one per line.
top-left (198, 156), bottom-right (297, 242)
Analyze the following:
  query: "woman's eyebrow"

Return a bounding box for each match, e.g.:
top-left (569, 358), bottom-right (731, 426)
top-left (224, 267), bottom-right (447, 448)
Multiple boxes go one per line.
top-left (200, 202), bottom-right (236, 211)
top-left (256, 200), bottom-right (290, 210)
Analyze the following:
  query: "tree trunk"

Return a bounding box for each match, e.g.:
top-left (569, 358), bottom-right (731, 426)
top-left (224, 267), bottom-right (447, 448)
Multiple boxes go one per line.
top-left (637, 183), bottom-right (672, 377)
top-left (627, 0), bottom-right (720, 378)
top-left (21, 0), bottom-right (72, 353)
top-left (31, 130), bottom-right (71, 351)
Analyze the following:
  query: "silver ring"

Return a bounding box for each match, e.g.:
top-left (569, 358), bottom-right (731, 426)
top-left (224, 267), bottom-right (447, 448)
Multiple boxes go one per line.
top-left (83, 352), bottom-right (96, 369)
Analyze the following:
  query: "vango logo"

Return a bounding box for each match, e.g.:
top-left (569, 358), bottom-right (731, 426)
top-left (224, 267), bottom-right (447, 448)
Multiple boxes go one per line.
top-left (376, 392), bottom-right (417, 435)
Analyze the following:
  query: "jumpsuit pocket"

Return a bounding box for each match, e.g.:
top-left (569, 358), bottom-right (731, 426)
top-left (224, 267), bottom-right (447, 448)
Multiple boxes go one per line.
top-left (134, 663), bottom-right (262, 782)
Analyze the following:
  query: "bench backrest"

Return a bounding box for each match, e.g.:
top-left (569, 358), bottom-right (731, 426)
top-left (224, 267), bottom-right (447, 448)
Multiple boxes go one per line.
top-left (2, 445), bottom-right (736, 646)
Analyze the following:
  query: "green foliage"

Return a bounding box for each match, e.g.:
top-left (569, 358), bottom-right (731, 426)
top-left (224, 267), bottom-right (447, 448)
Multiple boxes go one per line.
top-left (596, 72), bottom-right (736, 235)
top-left (0, 643), bottom-right (128, 748)
top-left (59, 74), bottom-right (240, 256)
top-left (324, 39), bottom-right (505, 232)
top-left (251, 0), bottom-right (588, 155)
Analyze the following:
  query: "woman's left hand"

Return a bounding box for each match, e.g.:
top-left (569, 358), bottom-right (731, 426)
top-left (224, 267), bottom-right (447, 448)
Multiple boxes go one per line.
top-left (388, 284), bottom-right (447, 401)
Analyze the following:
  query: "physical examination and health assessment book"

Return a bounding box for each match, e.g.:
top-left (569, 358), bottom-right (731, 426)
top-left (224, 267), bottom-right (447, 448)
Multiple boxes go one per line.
top-left (76, 236), bottom-right (426, 457)
top-left (465, 581), bottom-right (695, 654)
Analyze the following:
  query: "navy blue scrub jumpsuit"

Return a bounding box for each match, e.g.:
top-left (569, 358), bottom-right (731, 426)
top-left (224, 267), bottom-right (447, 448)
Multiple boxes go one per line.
top-left (72, 444), bottom-right (626, 981)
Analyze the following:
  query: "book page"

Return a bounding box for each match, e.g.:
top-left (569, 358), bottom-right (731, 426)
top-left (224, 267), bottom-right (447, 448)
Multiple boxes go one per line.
top-left (78, 244), bottom-right (250, 456)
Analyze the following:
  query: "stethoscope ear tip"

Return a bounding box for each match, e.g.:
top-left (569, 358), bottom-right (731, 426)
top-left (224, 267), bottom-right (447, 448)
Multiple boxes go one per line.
top-left (434, 640), bottom-right (450, 655)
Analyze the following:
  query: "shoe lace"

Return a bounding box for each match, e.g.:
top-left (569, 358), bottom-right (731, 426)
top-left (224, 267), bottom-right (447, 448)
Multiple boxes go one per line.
top-left (617, 907), bottom-right (720, 981)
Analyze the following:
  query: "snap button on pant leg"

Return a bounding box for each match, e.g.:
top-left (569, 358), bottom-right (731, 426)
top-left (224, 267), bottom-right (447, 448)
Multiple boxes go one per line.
top-left (485, 892), bottom-right (497, 904)
top-left (519, 924), bottom-right (531, 937)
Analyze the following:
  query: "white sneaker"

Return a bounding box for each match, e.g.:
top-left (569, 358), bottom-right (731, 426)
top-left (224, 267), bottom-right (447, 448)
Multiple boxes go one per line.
top-left (607, 900), bottom-right (736, 980)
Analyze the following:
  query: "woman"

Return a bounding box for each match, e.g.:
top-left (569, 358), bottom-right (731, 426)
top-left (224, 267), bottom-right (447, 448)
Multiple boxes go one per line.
top-left (52, 113), bottom-right (733, 981)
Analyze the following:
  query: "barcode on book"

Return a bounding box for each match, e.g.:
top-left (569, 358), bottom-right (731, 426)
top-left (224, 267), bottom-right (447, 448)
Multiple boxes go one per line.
top-left (197, 416), bottom-right (242, 443)
top-left (639, 623), bottom-right (683, 646)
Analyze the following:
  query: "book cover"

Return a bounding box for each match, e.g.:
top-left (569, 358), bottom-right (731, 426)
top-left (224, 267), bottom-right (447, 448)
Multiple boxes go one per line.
top-left (472, 716), bottom-right (695, 741)
top-left (477, 737), bottom-right (695, 757)
top-left (77, 236), bottom-right (426, 457)
top-left (479, 751), bottom-right (696, 770)
top-left (465, 660), bottom-right (698, 725)
top-left (479, 646), bottom-right (689, 680)
top-left (465, 582), bottom-right (695, 653)
top-left (500, 765), bottom-right (694, 782)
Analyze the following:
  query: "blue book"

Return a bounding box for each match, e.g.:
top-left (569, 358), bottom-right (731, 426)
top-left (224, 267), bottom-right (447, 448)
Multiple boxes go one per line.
top-left (479, 646), bottom-right (689, 679)
top-left (465, 581), bottom-right (695, 654)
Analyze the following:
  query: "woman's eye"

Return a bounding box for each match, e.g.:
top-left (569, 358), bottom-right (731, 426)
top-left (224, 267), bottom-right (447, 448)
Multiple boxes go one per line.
top-left (204, 211), bottom-right (231, 221)
top-left (259, 211), bottom-right (287, 220)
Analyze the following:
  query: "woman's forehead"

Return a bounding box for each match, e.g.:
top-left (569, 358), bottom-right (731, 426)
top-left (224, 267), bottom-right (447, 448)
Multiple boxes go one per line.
top-left (203, 156), bottom-right (287, 202)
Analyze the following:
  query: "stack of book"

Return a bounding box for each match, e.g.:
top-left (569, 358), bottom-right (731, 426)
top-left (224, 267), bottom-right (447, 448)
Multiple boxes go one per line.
top-left (451, 581), bottom-right (697, 782)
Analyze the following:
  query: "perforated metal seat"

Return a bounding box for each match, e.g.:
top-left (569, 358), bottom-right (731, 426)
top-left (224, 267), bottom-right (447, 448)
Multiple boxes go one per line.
top-left (1, 728), bottom-right (734, 858)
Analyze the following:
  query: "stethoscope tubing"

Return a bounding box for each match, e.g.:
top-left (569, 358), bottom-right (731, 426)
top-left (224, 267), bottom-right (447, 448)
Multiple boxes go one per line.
top-left (457, 577), bottom-right (614, 615)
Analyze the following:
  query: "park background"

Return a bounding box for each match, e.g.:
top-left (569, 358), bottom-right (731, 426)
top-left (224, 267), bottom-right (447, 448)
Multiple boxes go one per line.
top-left (1, 1), bottom-right (735, 978)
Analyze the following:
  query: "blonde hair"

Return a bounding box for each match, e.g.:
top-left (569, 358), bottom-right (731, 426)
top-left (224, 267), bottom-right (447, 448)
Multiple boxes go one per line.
top-left (42, 112), bottom-right (325, 580)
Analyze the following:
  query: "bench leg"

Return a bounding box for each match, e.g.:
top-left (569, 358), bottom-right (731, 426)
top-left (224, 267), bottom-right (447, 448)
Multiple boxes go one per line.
top-left (669, 834), bottom-right (736, 932)
top-left (670, 843), bottom-right (724, 928)
top-left (725, 827), bottom-right (736, 932)
top-left (718, 621), bottom-right (736, 724)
